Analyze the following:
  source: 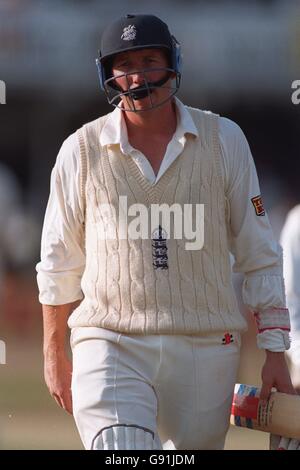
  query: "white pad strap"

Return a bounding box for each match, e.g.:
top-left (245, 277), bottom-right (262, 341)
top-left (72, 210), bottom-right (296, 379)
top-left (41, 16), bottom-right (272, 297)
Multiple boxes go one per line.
top-left (91, 424), bottom-right (162, 450)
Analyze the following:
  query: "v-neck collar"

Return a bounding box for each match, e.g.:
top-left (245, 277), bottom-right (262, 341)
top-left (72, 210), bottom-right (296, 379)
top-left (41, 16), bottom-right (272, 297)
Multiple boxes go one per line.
top-left (104, 144), bottom-right (184, 205)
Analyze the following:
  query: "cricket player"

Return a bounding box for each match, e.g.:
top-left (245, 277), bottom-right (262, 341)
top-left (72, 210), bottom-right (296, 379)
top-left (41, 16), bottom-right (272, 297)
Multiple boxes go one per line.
top-left (281, 205), bottom-right (300, 392)
top-left (37, 14), bottom-right (296, 450)
top-left (269, 207), bottom-right (300, 450)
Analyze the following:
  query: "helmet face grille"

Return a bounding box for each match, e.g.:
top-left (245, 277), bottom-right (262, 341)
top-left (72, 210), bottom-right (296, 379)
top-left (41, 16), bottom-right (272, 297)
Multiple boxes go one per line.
top-left (96, 15), bottom-right (182, 112)
top-left (102, 67), bottom-right (181, 112)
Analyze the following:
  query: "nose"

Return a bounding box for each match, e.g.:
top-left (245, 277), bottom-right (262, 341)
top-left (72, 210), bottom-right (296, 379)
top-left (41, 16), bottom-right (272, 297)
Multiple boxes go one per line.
top-left (129, 70), bottom-right (146, 87)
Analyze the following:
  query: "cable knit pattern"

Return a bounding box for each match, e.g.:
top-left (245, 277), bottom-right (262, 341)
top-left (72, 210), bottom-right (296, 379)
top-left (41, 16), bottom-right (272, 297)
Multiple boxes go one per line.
top-left (68, 107), bottom-right (247, 334)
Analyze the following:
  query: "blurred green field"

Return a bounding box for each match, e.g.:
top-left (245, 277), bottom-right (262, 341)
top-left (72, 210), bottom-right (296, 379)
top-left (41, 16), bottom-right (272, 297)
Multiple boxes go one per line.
top-left (0, 339), bottom-right (83, 450)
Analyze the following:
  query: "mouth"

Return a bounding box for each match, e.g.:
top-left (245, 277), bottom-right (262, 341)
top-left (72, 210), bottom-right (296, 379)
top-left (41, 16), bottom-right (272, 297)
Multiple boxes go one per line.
top-left (129, 85), bottom-right (155, 101)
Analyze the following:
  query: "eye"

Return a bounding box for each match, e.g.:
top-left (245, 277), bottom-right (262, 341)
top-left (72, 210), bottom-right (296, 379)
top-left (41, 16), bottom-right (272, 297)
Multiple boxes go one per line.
top-left (114, 59), bottom-right (130, 68)
top-left (117, 61), bottom-right (130, 68)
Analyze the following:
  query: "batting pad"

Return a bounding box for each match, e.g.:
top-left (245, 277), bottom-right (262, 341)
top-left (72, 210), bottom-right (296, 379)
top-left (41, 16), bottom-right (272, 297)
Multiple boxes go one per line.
top-left (91, 424), bottom-right (163, 450)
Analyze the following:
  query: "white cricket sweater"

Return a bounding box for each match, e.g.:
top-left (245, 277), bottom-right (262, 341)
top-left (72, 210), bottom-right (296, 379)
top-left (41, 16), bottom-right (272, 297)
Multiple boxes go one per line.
top-left (67, 107), bottom-right (247, 334)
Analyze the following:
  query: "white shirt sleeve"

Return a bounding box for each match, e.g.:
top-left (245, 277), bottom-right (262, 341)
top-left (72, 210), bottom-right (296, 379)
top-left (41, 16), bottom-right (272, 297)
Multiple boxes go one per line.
top-left (36, 132), bottom-right (86, 305)
top-left (219, 117), bottom-right (285, 306)
top-left (219, 118), bottom-right (290, 350)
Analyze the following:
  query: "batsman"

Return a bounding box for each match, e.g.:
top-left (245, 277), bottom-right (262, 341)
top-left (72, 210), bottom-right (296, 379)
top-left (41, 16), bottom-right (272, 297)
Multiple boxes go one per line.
top-left (37, 14), bottom-right (297, 450)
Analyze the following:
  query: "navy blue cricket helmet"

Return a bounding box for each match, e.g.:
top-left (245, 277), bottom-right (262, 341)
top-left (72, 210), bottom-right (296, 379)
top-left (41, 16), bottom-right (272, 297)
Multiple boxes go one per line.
top-left (95, 14), bottom-right (182, 111)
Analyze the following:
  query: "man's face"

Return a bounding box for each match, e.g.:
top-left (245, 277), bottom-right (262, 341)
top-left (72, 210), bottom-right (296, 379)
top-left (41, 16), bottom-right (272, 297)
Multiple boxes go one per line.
top-left (111, 48), bottom-right (173, 111)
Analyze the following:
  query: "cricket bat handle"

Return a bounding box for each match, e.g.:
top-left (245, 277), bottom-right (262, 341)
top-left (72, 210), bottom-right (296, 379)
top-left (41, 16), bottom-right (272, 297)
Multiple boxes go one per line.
top-left (231, 383), bottom-right (300, 439)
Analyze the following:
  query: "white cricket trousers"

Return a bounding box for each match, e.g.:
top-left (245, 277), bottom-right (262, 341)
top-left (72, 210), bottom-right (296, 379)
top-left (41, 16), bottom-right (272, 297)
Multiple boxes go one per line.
top-left (71, 327), bottom-right (241, 450)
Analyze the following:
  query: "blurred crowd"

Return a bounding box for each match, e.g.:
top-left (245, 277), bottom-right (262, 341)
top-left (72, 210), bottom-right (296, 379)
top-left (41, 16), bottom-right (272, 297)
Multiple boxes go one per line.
top-left (0, 163), bottom-right (40, 336)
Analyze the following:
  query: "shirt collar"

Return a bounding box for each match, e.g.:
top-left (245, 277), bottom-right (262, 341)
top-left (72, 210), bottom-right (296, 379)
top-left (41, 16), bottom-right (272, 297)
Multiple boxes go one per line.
top-left (100, 105), bottom-right (122, 147)
top-left (174, 97), bottom-right (199, 139)
top-left (99, 97), bottom-right (199, 147)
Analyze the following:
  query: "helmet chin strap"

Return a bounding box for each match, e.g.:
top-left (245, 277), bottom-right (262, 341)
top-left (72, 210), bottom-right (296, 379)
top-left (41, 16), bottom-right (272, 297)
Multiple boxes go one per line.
top-left (126, 73), bottom-right (172, 101)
